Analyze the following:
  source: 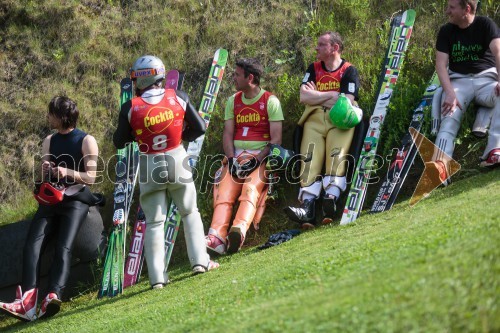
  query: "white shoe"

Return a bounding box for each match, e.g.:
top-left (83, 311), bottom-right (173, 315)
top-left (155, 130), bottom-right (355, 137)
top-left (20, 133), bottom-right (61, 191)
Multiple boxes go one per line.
top-left (192, 260), bottom-right (220, 275)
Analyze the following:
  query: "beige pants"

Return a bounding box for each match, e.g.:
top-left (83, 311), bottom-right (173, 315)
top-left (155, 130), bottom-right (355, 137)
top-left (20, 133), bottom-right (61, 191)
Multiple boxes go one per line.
top-left (300, 106), bottom-right (355, 187)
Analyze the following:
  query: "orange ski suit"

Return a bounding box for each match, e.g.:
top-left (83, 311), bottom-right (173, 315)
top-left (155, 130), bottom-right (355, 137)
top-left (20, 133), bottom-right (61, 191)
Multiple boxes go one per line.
top-left (211, 155), bottom-right (268, 240)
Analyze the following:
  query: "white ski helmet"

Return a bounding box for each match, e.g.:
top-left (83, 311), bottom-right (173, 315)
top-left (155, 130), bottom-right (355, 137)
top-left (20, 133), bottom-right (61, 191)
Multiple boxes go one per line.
top-left (130, 55), bottom-right (166, 90)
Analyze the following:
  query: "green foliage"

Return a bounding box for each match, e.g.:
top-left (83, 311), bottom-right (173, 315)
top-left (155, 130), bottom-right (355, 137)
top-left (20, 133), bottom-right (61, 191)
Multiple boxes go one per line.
top-left (0, 169), bottom-right (498, 332)
top-left (0, 0), bottom-right (307, 226)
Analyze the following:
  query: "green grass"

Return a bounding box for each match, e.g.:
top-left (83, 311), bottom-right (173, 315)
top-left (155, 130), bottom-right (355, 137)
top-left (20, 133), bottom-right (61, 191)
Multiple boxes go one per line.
top-left (1, 169), bottom-right (498, 332)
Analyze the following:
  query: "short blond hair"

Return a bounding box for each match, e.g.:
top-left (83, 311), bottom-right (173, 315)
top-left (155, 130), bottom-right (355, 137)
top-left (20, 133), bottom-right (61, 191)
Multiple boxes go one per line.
top-left (321, 31), bottom-right (344, 52)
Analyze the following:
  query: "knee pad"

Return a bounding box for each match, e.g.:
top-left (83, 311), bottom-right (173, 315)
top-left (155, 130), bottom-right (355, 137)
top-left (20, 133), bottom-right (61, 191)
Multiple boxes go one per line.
top-left (438, 116), bottom-right (462, 137)
top-left (214, 182), bottom-right (240, 206)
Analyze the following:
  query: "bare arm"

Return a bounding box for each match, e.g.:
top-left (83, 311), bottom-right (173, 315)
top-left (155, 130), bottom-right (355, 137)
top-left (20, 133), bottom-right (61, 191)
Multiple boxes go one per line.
top-left (223, 119), bottom-right (235, 158)
top-left (300, 82), bottom-right (338, 108)
top-left (52, 135), bottom-right (99, 185)
top-left (41, 135), bottom-right (53, 177)
top-left (41, 136), bottom-right (51, 163)
top-left (256, 121), bottom-right (282, 162)
top-left (490, 38), bottom-right (500, 96)
top-left (436, 50), bottom-right (462, 115)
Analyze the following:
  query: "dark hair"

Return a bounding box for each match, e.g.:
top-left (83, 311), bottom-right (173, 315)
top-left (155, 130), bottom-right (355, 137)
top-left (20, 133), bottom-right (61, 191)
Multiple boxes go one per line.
top-left (321, 31), bottom-right (344, 53)
top-left (235, 58), bottom-right (264, 85)
top-left (457, 0), bottom-right (477, 14)
top-left (48, 96), bottom-right (79, 129)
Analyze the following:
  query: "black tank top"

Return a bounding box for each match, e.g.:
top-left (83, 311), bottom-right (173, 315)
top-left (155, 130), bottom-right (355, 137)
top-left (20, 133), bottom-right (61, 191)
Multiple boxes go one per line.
top-left (49, 128), bottom-right (87, 172)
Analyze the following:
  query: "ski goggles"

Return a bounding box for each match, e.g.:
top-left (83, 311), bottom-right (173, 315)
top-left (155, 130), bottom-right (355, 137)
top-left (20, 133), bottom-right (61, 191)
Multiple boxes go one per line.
top-left (130, 67), bottom-right (166, 79)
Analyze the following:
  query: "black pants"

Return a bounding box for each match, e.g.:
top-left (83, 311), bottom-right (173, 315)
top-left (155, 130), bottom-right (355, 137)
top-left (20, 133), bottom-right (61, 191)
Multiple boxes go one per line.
top-left (22, 200), bottom-right (89, 298)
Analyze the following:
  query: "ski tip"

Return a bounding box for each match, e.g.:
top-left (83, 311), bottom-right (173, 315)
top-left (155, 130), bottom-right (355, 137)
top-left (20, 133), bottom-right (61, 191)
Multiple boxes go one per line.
top-left (402, 9), bottom-right (416, 25)
top-left (120, 78), bottom-right (133, 92)
top-left (213, 48), bottom-right (229, 63)
top-left (215, 48), bottom-right (228, 54)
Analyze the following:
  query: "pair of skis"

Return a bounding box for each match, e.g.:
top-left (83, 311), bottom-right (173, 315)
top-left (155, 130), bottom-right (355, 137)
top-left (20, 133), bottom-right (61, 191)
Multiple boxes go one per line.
top-left (340, 9), bottom-right (416, 225)
top-left (99, 78), bottom-right (137, 298)
top-left (163, 48), bottom-right (228, 270)
top-left (370, 72), bottom-right (441, 212)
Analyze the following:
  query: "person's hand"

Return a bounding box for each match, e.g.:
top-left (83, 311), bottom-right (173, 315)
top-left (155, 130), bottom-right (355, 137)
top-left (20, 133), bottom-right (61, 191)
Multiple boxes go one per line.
top-left (441, 90), bottom-right (462, 116)
top-left (227, 157), bottom-right (238, 177)
top-left (51, 166), bottom-right (68, 180)
top-left (495, 82), bottom-right (500, 96)
top-left (42, 161), bottom-right (54, 176)
top-left (237, 157), bottom-right (259, 178)
top-left (303, 81), bottom-right (317, 91)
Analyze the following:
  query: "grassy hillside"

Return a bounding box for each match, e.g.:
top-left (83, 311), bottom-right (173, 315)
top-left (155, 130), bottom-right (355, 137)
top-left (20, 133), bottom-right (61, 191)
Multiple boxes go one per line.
top-left (1, 168), bottom-right (498, 332)
top-left (0, 2), bottom-right (499, 327)
top-left (1, 0), bottom-right (498, 227)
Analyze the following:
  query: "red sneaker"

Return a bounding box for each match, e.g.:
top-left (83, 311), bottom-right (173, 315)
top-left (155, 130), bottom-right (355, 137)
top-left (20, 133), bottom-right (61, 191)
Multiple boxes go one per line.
top-left (206, 234), bottom-right (226, 255)
top-left (0, 286), bottom-right (37, 322)
top-left (38, 292), bottom-right (61, 319)
top-left (480, 149), bottom-right (500, 167)
top-left (425, 160), bottom-right (449, 185)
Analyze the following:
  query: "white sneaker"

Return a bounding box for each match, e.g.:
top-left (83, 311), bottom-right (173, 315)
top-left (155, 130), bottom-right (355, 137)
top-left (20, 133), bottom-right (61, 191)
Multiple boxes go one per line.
top-left (192, 260), bottom-right (220, 275)
top-left (151, 283), bottom-right (164, 290)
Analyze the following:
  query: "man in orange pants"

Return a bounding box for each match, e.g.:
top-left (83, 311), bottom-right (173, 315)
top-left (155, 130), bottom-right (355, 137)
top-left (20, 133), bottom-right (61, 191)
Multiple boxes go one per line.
top-left (206, 58), bottom-right (284, 254)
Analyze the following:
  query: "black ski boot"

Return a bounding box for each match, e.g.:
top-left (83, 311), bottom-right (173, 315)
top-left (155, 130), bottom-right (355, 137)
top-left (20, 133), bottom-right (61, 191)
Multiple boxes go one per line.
top-left (322, 195), bottom-right (337, 225)
top-left (284, 199), bottom-right (316, 229)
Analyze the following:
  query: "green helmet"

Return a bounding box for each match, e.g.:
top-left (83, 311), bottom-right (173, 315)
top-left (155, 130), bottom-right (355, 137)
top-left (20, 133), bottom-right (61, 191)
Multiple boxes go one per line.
top-left (329, 93), bottom-right (362, 129)
top-left (266, 144), bottom-right (295, 171)
top-left (130, 55), bottom-right (166, 90)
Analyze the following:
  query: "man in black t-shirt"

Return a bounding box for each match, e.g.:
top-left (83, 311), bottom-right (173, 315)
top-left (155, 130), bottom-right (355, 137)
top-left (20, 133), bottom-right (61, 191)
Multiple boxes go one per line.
top-left (427, 0), bottom-right (500, 184)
